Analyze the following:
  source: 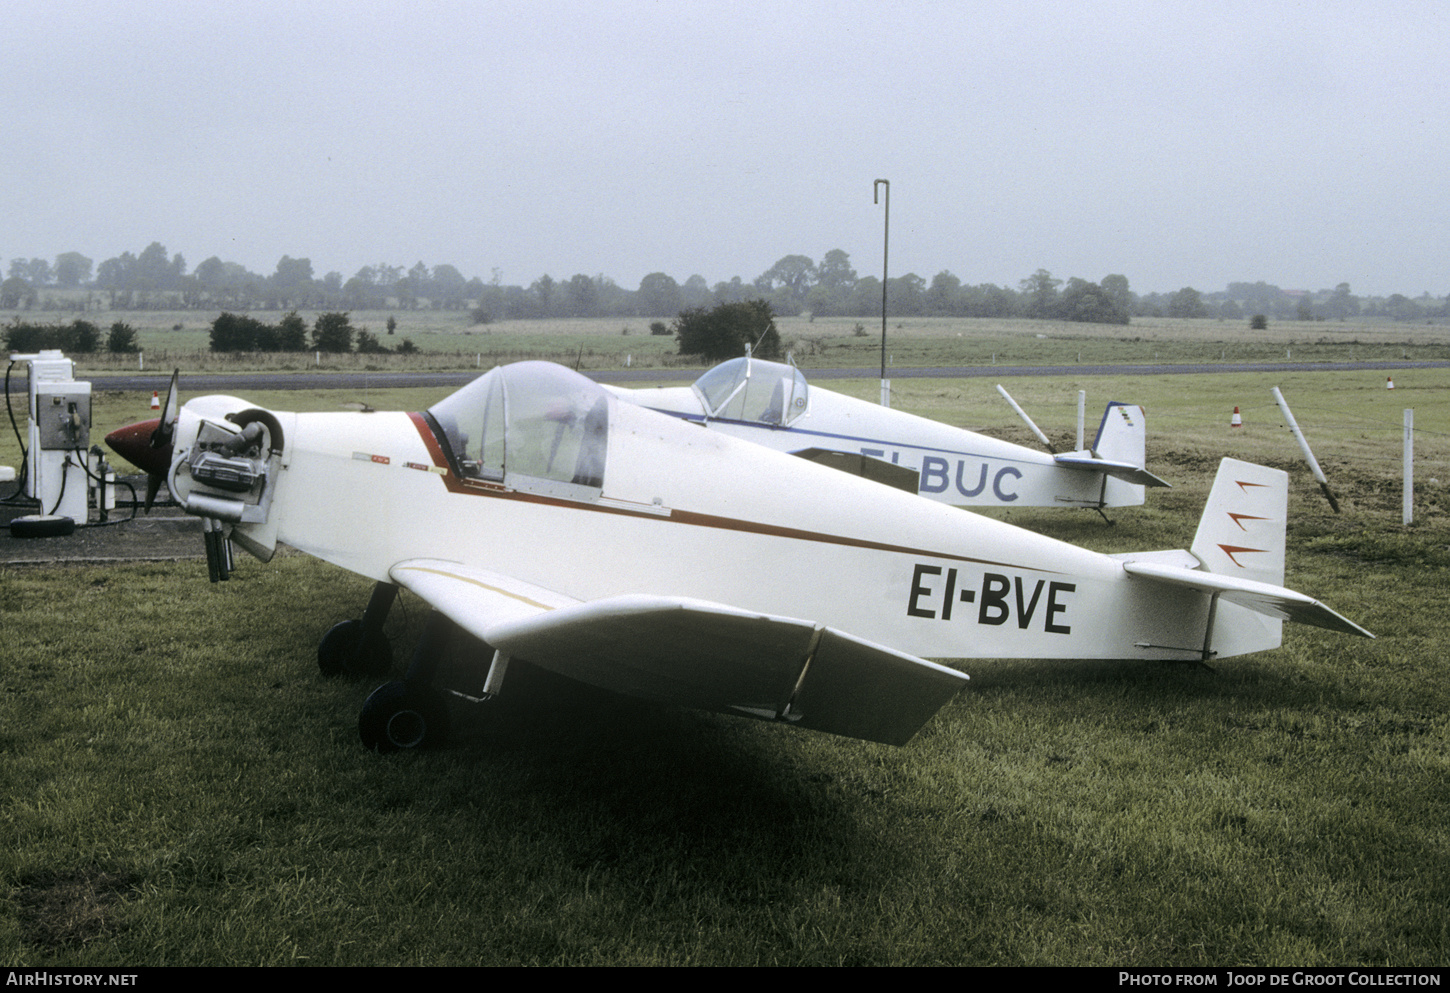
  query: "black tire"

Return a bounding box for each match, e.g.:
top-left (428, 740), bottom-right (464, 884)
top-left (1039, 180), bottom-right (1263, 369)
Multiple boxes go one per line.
top-left (9, 515), bottom-right (76, 538)
top-left (317, 620), bottom-right (392, 678)
top-left (358, 681), bottom-right (450, 753)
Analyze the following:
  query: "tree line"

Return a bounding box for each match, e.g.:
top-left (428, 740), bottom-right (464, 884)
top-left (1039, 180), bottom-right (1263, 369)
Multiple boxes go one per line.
top-left (5, 242), bottom-right (1447, 325)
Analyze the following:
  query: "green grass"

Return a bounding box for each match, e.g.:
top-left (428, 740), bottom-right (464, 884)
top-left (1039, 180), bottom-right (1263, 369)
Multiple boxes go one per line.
top-left (2, 324), bottom-right (1448, 965)
top-left (0, 520), bottom-right (1445, 965)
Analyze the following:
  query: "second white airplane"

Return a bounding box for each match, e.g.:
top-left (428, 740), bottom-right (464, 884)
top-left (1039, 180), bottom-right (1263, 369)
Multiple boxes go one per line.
top-left (609, 356), bottom-right (1169, 512)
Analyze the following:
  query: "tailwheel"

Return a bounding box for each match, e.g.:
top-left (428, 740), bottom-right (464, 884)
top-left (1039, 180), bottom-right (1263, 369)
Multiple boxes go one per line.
top-left (358, 681), bottom-right (450, 752)
top-left (318, 619), bottom-right (393, 678)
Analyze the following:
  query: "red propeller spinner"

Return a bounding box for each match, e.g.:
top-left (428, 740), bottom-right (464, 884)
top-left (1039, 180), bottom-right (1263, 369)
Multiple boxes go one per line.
top-left (104, 369), bottom-right (179, 509)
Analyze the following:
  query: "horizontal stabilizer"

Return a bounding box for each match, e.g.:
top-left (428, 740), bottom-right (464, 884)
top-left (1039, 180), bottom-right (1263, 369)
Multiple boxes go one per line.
top-left (390, 559), bottom-right (969, 745)
top-left (792, 447), bottom-right (921, 493)
top-left (1053, 452), bottom-right (1171, 488)
top-left (1122, 560), bottom-right (1373, 638)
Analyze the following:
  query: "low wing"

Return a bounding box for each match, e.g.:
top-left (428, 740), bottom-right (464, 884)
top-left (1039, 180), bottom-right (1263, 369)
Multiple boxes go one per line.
top-left (389, 559), bottom-right (969, 745)
top-left (1053, 452), bottom-right (1172, 488)
top-left (1121, 560), bottom-right (1373, 638)
top-left (791, 447), bottom-right (922, 493)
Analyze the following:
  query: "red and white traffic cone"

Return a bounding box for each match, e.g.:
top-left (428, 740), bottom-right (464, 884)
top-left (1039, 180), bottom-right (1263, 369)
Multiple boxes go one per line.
top-left (150, 391), bottom-right (160, 410)
top-left (1387, 376), bottom-right (1394, 390)
top-left (1230, 406), bottom-right (1242, 428)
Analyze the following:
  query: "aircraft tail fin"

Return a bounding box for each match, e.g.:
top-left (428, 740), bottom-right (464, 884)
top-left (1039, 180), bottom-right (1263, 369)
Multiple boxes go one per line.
top-left (1118, 458), bottom-right (1371, 659)
top-left (1190, 457), bottom-right (1287, 587)
top-left (1049, 402), bottom-right (1169, 503)
top-left (1092, 402), bottom-right (1147, 470)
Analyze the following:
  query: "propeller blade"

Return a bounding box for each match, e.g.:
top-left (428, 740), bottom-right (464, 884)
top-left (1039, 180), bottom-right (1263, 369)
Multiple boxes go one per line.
top-left (152, 368), bottom-right (180, 450)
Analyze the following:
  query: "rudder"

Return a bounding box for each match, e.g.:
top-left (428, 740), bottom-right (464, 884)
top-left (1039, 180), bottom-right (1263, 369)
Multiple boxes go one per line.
top-left (1191, 457), bottom-right (1287, 587)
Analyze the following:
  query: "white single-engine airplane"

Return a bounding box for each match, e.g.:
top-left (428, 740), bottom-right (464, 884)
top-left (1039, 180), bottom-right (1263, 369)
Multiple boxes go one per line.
top-left (107, 361), bottom-right (1370, 754)
top-left (607, 355), bottom-right (1170, 512)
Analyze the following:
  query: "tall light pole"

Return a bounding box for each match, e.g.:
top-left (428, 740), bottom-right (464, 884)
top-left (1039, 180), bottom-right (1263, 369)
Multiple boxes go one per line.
top-left (874, 178), bottom-right (890, 406)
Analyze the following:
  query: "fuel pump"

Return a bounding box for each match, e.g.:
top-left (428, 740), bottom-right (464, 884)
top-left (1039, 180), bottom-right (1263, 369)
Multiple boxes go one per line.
top-left (9, 349), bottom-right (95, 526)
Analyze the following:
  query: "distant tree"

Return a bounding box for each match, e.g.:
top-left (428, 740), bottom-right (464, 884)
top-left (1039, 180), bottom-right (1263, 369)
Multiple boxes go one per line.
top-left (1250, 314), bottom-right (1269, 330)
top-left (355, 329), bottom-right (389, 354)
top-left (886, 273), bottom-right (926, 316)
top-left (1019, 269), bottom-right (1062, 318)
top-left (396, 338), bottom-right (419, 354)
top-left (95, 252), bottom-right (135, 289)
top-left (1, 319), bottom-right (96, 351)
top-left (1059, 278), bottom-right (1129, 324)
top-left (562, 274), bottom-right (598, 317)
top-left (1168, 287), bottom-right (1207, 319)
top-left (1325, 282), bottom-right (1360, 319)
top-left (270, 256), bottom-right (315, 308)
top-left (1384, 294), bottom-right (1422, 322)
top-left (756, 255), bottom-right (816, 311)
top-left (926, 271), bottom-right (964, 315)
top-left (312, 312), bottom-right (354, 353)
top-left (107, 321), bottom-right (139, 353)
top-left (15, 258), bottom-right (53, 285)
top-left (342, 273), bottom-right (384, 309)
top-left (673, 299), bottom-right (781, 361)
top-left (531, 274), bottom-right (556, 315)
top-left (252, 321), bottom-right (280, 351)
top-left (1100, 274), bottom-right (1132, 315)
top-left (815, 249), bottom-right (856, 294)
top-left (209, 312), bottom-right (270, 352)
top-left (430, 264), bottom-right (467, 309)
top-left (681, 274), bottom-right (711, 309)
top-left (711, 276), bottom-right (750, 305)
top-left (396, 261), bottom-right (429, 310)
top-left (962, 283), bottom-right (1017, 318)
top-left (636, 272), bottom-right (682, 316)
top-left (277, 310), bottom-right (308, 351)
top-left (649, 321), bottom-right (669, 335)
top-left (847, 275), bottom-right (883, 316)
top-left (53, 252), bottom-right (93, 288)
top-left (1, 276), bottom-right (32, 309)
top-left (67, 319), bottom-right (101, 353)
top-left (133, 242), bottom-right (177, 293)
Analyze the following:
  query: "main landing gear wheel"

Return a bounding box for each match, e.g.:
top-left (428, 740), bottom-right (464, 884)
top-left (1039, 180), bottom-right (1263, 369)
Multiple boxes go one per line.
top-left (317, 619), bottom-right (393, 678)
top-left (358, 681), bottom-right (450, 753)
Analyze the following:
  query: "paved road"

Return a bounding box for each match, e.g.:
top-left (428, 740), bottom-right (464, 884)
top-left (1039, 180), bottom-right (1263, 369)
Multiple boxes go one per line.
top-left (65, 358), bottom-right (1450, 394)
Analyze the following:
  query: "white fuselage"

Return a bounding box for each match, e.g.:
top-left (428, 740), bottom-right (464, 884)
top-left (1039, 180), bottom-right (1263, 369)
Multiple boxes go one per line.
top-left (249, 397), bottom-right (1264, 663)
top-left (612, 383), bottom-right (1143, 508)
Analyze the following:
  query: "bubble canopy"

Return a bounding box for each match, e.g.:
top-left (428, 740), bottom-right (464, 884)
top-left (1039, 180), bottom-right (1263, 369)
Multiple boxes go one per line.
top-left (691, 356), bottom-right (809, 427)
top-left (427, 361), bottom-right (609, 494)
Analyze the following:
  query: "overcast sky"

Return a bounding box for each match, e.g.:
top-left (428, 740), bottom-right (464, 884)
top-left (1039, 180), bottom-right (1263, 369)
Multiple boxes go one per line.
top-left (4, 0), bottom-right (1446, 298)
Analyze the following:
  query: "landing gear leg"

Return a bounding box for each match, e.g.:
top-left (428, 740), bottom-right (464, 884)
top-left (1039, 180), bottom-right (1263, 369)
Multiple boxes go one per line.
top-left (318, 581), bottom-right (396, 678)
top-left (358, 610), bottom-right (454, 752)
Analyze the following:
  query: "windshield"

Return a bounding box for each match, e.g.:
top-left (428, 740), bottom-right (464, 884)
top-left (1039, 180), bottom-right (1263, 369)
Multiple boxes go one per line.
top-left (690, 357), bottom-right (808, 427)
top-left (428, 361), bottom-right (609, 493)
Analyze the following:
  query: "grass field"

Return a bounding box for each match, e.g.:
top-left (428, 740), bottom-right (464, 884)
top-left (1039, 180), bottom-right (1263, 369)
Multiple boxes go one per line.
top-left (1, 321), bottom-right (1447, 965)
